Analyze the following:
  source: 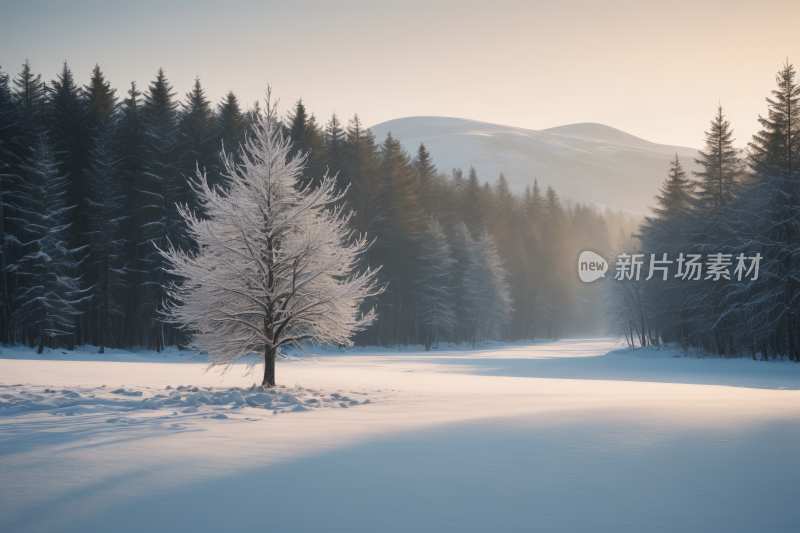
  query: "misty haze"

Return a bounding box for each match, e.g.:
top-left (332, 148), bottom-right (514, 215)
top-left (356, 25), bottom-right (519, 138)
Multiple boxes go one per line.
top-left (1, 1), bottom-right (799, 532)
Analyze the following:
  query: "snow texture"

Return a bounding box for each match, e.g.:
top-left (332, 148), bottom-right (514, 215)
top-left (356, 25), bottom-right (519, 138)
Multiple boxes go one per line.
top-left (1, 339), bottom-right (799, 532)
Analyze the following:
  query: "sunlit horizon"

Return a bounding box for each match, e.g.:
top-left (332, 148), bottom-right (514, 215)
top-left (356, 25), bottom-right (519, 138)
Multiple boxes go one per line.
top-left (2, 0), bottom-right (798, 148)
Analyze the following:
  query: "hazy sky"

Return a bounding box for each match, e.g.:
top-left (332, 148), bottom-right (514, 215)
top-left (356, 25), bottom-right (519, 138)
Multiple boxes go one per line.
top-left (1, 0), bottom-right (798, 148)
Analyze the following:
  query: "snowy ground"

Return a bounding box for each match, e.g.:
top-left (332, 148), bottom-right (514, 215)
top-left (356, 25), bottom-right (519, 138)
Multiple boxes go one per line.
top-left (1, 339), bottom-right (799, 532)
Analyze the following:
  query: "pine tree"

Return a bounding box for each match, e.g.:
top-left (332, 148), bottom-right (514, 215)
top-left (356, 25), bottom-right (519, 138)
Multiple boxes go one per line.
top-left (141, 68), bottom-right (182, 350)
top-left (451, 221), bottom-right (512, 344)
top-left (84, 121), bottom-right (125, 353)
top-left (303, 113), bottom-right (328, 188)
top-left (0, 64), bottom-right (26, 342)
top-left (462, 166), bottom-right (484, 234)
top-left (117, 82), bottom-right (148, 347)
top-left (473, 230), bottom-right (513, 342)
top-left (656, 154), bottom-right (695, 218)
top-left (749, 60), bottom-right (800, 174)
top-left (638, 155), bottom-right (697, 350)
top-left (489, 173), bottom-right (515, 253)
top-left (10, 139), bottom-right (82, 352)
top-left (521, 181), bottom-right (547, 340)
top-left (370, 132), bottom-right (424, 345)
top-left (83, 64), bottom-right (118, 131)
top-left (285, 98), bottom-right (309, 159)
top-left (12, 60), bottom-right (47, 136)
top-left (48, 61), bottom-right (93, 242)
top-left (179, 77), bottom-right (220, 203)
top-left (284, 100), bottom-right (327, 187)
top-left (693, 107), bottom-right (740, 210)
top-left (48, 62), bottom-right (94, 344)
top-left (244, 100), bottom-right (263, 133)
top-left (413, 143), bottom-right (437, 213)
top-left (539, 186), bottom-right (576, 337)
top-left (343, 114), bottom-right (382, 237)
top-left (217, 91), bottom-right (245, 163)
top-left (416, 216), bottom-right (456, 348)
top-left (451, 221), bottom-right (481, 344)
top-left (525, 179), bottom-right (545, 228)
top-left (378, 132), bottom-right (424, 239)
top-left (324, 112), bottom-right (347, 191)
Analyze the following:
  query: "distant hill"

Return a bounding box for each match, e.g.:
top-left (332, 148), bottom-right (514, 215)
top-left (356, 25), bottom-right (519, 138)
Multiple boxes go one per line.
top-left (368, 117), bottom-right (700, 214)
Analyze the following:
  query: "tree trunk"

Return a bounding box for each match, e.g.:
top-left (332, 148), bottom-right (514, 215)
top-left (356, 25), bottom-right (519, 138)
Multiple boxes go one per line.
top-left (37, 317), bottom-right (45, 354)
top-left (263, 346), bottom-right (276, 387)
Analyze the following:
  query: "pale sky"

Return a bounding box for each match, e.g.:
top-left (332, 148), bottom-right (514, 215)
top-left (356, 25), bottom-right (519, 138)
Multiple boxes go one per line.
top-left (1, 0), bottom-right (798, 148)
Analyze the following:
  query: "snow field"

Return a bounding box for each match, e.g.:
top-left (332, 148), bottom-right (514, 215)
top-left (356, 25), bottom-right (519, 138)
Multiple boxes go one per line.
top-left (1, 339), bottom-right (799, 532)
top-left (0, 382), bottom-right (371, 420)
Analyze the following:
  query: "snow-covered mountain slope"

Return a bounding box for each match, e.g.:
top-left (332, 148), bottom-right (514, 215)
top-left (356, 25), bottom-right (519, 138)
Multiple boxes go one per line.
top-left (368, 117), bottom-right (701, 214)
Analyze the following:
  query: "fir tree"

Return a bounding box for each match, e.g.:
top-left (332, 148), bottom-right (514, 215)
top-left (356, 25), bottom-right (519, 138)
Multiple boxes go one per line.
top-left (117, 82), bottom-right (148, 347)
top-left (84, 121), bottom-right (125, 353)
top-left (217, 91), bottom-right (245, 162)
top-left (285, 99), bottom-right (327, 187)
top-left (539, 186), bottom-right (576, 337)
top-left (141, 68), bottom-right (182, 350)
top-left (378, 132), bottom-right (424, 239)
top-left (416, 216), bottom-right (456, 348)
top-left (749, 60), bottom-right (800, 174)
top-left (657, 154), bottom-right (695, 218)
top-left (343, 114), bottom-right (382, 237)
top-left (693, 107), bottom-right (740, 210)
top-left (451, 221), bottom-right (481, 344)
top-left (179, 77), bottom-right (220, 200)
top-left (413, 143), bottom-right (437, 213)
top-left (324, 112), bottom-right (347, 191)
top-left (0, 65), bottom-right (25, 342)
top-left (47, 62), bottom-right (94, 345)
top-left (10, 139), bottom-right (82, 353)
top-left (372, 132), bottom-right (424, 343)
top-left (303, 113), bottom-right (328, 188)
top-left (473, 230), bottom-right (513, 342)
top-left (285, 98), bottom-right (309, 158)
top-left (12, 60), bottom-right (47, 135)
top-left (244, 100), bottom-right (263, 133)
top-left (83, 64), bottom-right (118, 130)
top-left (462, 166), bottom-right (484, 234)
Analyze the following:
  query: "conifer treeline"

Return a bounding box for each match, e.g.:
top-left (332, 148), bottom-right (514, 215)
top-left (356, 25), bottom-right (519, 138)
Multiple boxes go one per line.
top-left (0, 60), bottom-right (637, 351)
top-left (610, 60), bottom-right (800, 360)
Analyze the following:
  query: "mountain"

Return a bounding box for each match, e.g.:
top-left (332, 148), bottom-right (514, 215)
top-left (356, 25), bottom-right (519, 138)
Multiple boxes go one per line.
top-left (368, 117), bottom-right (701, 214)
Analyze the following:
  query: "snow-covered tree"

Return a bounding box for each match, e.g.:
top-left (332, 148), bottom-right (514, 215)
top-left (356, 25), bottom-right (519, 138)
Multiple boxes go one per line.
top-left (416, 216), bottom-right (456, 348)
top-left (451, 221), bottom-right (512, 344)
top-left (472, 230), bottom-right (513, 342)
top-left (451, 221), bottom-right (481, 343)
top-left (160, 93), bottom-right (381, 386)
top-left (141, 69), bottom-right (183, 350)
top-left (10, 139), bottom-right (83, 352)
top-left (749, 60), bottom-right (800, 175)
top-left (84, 122), bottom-right (125, 353)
